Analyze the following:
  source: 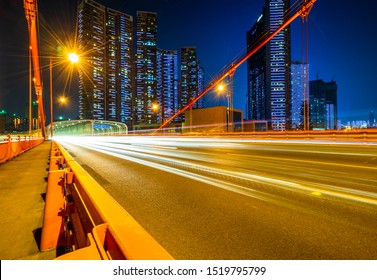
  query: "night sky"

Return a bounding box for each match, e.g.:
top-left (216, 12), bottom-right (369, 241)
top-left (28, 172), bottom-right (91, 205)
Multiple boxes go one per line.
top-left (0, 0), bottom-right (376, 123)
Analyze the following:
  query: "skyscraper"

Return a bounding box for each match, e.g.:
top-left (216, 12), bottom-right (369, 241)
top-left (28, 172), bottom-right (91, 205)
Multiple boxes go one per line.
top-left (309, 79), bottom-right (338, 130)
top-left (370, 111), bottom-right (376, 127)
top-left (77, 0), bottom-right (133, 125)
top-left (198, 66), bottom-right (205, 109)
top-left (291, 62), bottom-right (309, 129)
top-left (157, 49), bottom-right (179, 123)
top-left (135, 11), bottom-right (158, 125)
top-left (179, 47), bottom-right (204, 117)
top-left (247, 0), bottom-right (291, 131)
top-left (325, 80), bottom-right (338, 130)
top-left (247, 8), bottom-right (267, 121)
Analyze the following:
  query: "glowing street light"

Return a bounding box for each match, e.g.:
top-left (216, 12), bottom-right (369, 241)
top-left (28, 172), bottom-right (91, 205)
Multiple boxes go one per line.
top-left (59, 96), bottom-right (67, 104)
top-left (152, 103), bottom-right (159, 111)
top-left (68, 52), bottom-right (79, 64)
top-left (152, 103), bottom-right (162, 124)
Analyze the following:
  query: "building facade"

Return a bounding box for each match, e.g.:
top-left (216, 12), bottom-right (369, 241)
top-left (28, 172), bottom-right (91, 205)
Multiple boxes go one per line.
top-left (77, 0), bottom-right (133, 125)
top-left (247, 8), bottom-right (267, 121)
top-left (135, 11), bottom-right (158, 125)
top-left (180, 47), bottom-right (204, 113)
top-left (309, 79), bottom-right (338, 130)
top-left (247, 0), bottom-right (291, 131)
top-left (157, 49), bottom-right (179, 123)
top-left (291, 62), bottom-right (309, 129)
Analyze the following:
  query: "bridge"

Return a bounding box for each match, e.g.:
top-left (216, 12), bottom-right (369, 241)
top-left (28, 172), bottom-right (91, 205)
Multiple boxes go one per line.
top-left (2, 0), bottom-right (377, 263)
top-left (47, 120), bottom-right (128, 136)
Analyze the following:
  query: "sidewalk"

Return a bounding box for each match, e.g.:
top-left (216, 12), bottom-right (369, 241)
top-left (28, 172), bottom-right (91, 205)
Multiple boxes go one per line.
top-left (0, 141), bottom-right (56, 260)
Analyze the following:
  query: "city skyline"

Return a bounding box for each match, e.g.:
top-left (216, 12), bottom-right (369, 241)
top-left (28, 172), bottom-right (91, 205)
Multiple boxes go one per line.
top-left (0, 0), bottom-right (376, 123)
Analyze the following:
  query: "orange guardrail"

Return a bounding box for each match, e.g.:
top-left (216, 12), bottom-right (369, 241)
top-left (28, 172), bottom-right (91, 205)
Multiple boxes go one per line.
top-left (41, 141), bottom-right (173, 260)
top-left (0, 135), bottom-right (44, 164)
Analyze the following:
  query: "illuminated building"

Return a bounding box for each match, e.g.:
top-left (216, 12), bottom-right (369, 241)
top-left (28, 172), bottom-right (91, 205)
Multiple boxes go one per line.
top-left (198, 66), bottom-right (205, 109)
top-left (309, 79), bottom-right (338, 130)
top-left (247, 8), bottom-right (267, 122)
top-left (247, 0), bottom-right (291, 131)
top-left (106, 8), bottom-right (133, 125)
top-left (135, 11), bottom-right (158, 124)
top-left (179, 47), bottom-right (204, 121)
top-left (291, 62), bottom-right (309, 129)
top-left (157, 49), bottom-right (179, 123)
top-left (77, 0), bottom-right (133, 125)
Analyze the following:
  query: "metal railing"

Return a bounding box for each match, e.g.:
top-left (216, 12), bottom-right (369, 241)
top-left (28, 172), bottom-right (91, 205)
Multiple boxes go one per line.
top-left (0, 135), bottom-right (44, 164)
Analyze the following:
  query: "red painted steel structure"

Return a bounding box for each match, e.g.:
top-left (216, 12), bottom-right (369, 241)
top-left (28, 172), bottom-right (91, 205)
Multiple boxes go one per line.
top-left (24, 0), bottom-right (46, 138)
top-left (156, 0), bottom-right (317, 133)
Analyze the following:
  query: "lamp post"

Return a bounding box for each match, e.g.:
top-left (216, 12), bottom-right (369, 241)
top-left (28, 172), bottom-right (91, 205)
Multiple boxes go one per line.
top-left (50, 52), bottom-right (79, 138)
top-left (29, 45), bottom-right (32, 136)
top-left (152, 103), bottom-right (162, 125)
top-left (217, 83), bottom-right (232, 132)
top-left (50, 58), bottom-right (53, 138)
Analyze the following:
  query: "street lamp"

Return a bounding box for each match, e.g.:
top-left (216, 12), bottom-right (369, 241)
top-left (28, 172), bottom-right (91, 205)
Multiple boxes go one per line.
top-left (217, 83), bottom-right (231, 132)
top-left (59, 96), bottom-right (67, 104)
top-left (68, 53), bottom-right (79, 64)
top-left (50, 52), bottom-right (79, 138)
top-left (152, 103), bottom-right (162, 124)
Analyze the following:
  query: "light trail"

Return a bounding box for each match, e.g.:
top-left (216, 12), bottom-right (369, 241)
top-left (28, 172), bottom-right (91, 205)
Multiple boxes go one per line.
top-left (57, 136), bottom-right (377, 207)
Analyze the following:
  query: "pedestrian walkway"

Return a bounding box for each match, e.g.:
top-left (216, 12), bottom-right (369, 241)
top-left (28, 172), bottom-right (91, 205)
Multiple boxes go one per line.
top-left (0, 141), bottom-right (56, 260)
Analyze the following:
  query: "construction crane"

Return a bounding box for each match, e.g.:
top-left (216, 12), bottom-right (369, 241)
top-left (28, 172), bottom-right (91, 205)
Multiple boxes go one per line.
top-left (24, 0), bottom-right (46, 138)
top-left (155, 0), bottom-right (316, 133)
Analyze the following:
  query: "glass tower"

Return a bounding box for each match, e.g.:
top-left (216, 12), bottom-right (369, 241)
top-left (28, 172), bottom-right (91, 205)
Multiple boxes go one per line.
top-left (309, 79), bottom-right (338, 130)
top-left (247, 0), bottom-right (291, 130)
top-left (247, 9), bottom-right (267, 121)
top-left (291, 62), bottom-right (308, 129)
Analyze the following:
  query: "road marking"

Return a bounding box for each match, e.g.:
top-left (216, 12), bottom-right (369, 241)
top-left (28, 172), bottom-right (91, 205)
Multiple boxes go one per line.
top-left (311, 191), bottom-right (322, 196)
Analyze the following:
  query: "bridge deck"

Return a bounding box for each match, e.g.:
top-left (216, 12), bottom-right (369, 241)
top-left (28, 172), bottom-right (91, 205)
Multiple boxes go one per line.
top-left (0, 141), bottom-right (56, 259)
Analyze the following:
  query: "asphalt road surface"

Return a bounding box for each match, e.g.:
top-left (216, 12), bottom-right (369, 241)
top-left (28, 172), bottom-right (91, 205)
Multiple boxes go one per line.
top-left (57, 136), bottom-right (377, 260)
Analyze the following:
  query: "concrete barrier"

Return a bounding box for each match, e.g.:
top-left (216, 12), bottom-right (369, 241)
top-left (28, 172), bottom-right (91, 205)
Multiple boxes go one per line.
top-left (41, 141), bottom-right (173, 260)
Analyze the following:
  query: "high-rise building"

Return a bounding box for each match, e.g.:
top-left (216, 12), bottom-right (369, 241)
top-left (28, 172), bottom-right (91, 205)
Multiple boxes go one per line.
top-left (179, 47), bottom-right (204, 120)
top-left (198, 66), bottom-right (205, 109)
top-left (106, 8), bottom-right (133, 125)
top-left (135, 11), bottom-right (158, 125)
top-left (370, 111), bottom-right (376, 127)
top-left (325, 81), bottom-right (337, 130)
top-left (291, 62), bottom-right (309, 129)
top-left (247, 8), bottom-right (267, 121)
top-left (247, 0), bottom-right (291, 131)
top-left (309, 79), bottom-right (338, 130)
top-left (157, 49), bottom-right (179, 123)
top-left (77, 0), bottom-right (133, 125)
